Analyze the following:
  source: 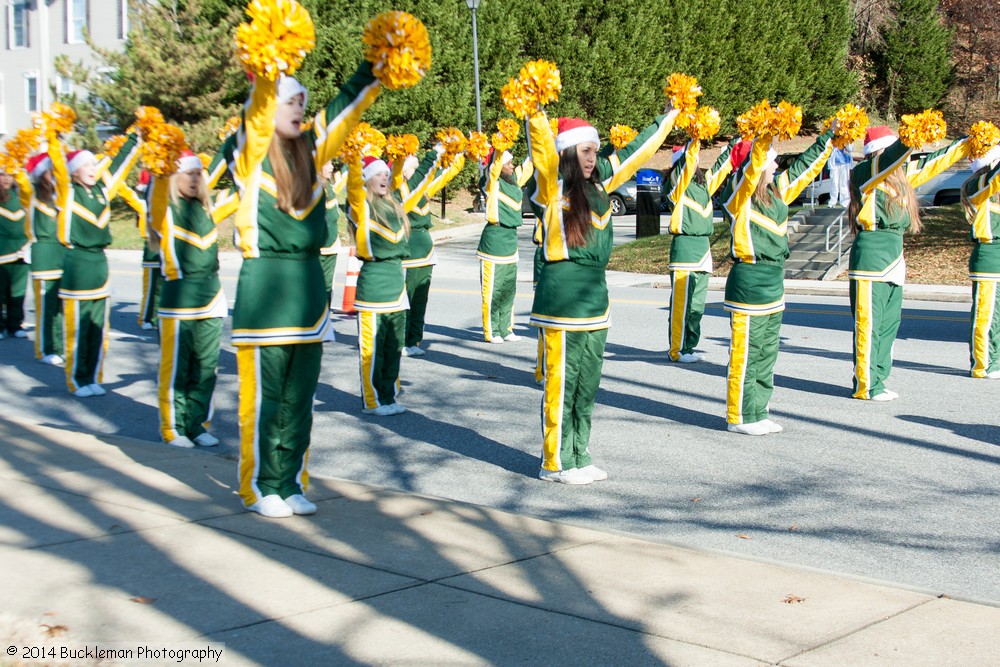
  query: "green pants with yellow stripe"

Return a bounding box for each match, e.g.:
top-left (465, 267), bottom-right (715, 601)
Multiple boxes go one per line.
top-left (540, 327), bottom-right (607, 472)
top-left (33, 278), bottom-right (63, 358)
top-left (404, 265), bottom-right (433, 348)
top-left (358, 310), bottom-right (405, 409)
top-left (158, 317), bottom-right (222, 443)
top-left (63, 297), bottom-right (109, 392)
top-left (668, 270), bottom-right (709, 360)
top-left (970, 280), bottom-right (1000, 377)
top-left (237, 342), bottom-right (322, 506)
top-left (726, 311), bottom-right (781, 425)
top-left (850, 279), bottom-right (902, 399)
top-left (139, 263), bottom-right (162, 327)
top-left (481, 260), bottom-right (517, 341)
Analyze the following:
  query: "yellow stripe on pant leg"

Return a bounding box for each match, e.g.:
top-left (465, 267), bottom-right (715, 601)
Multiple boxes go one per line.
top-left (96, 297), bottom-right (110, 385)
top-left (727, 312), bottom-right (751, 424)
top-left (480, 259), bottom-right (495, 341)
top-left (534, 329), bottom-right (544, 383)
top-left (139, 267), bottom-right (151, 325)
top-left (237, 346), bottom-right (263, 506)
top-left (63, 299), bottom-right (80, 392)
top-left (158, 318), bottom-right (181, 442)
top-left (853, 280), bottom-right (874, 398)
top-left (971, 281), bottom-right (995, 378)
top-left (540, 328), bottom-right (566, 471)
top-left (669, 271), bottom-right (690, 360)
top-left (33, 279), bottom-right (43, 359)
top-left (358, 311), bottom-right (380, 409)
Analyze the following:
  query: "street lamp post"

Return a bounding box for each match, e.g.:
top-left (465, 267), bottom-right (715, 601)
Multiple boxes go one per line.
top-left (466, 0), bottom-right (484, 212)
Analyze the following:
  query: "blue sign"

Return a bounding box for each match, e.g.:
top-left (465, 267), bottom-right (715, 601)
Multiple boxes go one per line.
top-left (635, 168), bottom-right (662, 187)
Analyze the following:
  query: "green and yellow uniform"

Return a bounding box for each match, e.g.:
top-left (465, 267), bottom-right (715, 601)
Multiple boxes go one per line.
top-left (530, 110), bottom-right (677, 473)
top-left (320, 178), bottom-right (344, 312)
top-left (663, 140), bottom-right (732, 360)
top-left (722, 132), bottom-right (833, 425)
top-left (848, 137), bottom-right (969, 398)
top-left (961, 161), bottom-right (1000, 377)
top-left (233, 62), bottom-right (381, 507)
top-left (479, 150), bottom-right (533, 341)
top-left (350, 159), bottom-right (410, 409)
top-left (51, 135), bottom-right (140, 393)
top-left (0, 183), bottom-right (29, 336)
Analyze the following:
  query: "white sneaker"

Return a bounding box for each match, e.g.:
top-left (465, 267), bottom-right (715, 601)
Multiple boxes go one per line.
top-left (247, 494), bottom-right (293, 518)
top-left (167, 436), bottom-right (195, 449)
top-left (389, 402), bottom-right (407, 415)
top-left (678, 352), bottom-right (702, 363)
top-left (193, 432), bottom-right (219, 447)
top-left (985, 370), bottom-right (1000, 379)
top-left (578, 464), bottom-right (608, 481)
top-left (503, 333), bottom-right (521, 342)
top-left (407, 345), bottom-right (426, 357)
top-left (87, 383), bottom-right (106, 396)
top-left (490, 337), bottom-right (504, 344)
top-left (39, 354), bottom-right (64, 366)
top-left (760, 419), bottom-right (783, 433)
top-left (727, 421), bottom-right (770, 436)
top-left (284, 494), bottom-right (317, 515)
top-left (73, 385), bottom-right (95, 398)
top-left (538, 468), bottom-right (594, 485)
top-left (362, 404), bottom-right (397, 417)
top-left (871, 389), bottom-right (898, 402)
top-left (141, 322), bottom-right (156, 331)
top-left (12, 330), bottom-right (27, 339)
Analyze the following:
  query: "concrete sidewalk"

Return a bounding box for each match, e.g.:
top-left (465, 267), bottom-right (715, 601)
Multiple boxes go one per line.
top-left (1, 417), bottom-right (996, 666)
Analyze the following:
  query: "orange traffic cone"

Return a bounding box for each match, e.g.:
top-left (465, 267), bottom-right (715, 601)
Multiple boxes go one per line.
top-left (340, 248), bottom-right (360, 314)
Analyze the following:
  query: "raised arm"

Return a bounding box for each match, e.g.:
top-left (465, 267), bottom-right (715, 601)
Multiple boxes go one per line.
top-left (667, 140), bottom-right (700, 206)
top-left (724, 136), bottom-right (774, 218)
top-left (515, 156), bottom-right (534, 187)
top-left (527, 113), bottom-right (559, 214)
top-left (706, 138), bottom-right (737, 195)
top-left (425, 153), bottom-right (464, 199)
top-left (775, 129), bottom-right (834, 205)
top-left (599, 110), bottom-right (679, 193)
top-left (101, 133), bottom-right (140, 197)
top-left (14, 170), bottom-right (32, 209)
top-left (905, 137), bottom-right (971, 189)
top-left (399, 149), bottom-right (441, 212)
top-left (963, 161), bottom-right (1000, 243)
top-left (484, 148), bottom-right (505, 223)
top-left (312, 61), bottom-right (382, 170)
top-left (206, 134), bottom-right (238, 190)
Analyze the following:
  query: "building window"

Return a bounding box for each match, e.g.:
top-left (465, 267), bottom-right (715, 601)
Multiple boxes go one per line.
top-left (55, 76), bottom-right (73, 99)
top-left (25, 73), bottom-right (38, 113)
top-left (67, 0), bottom-right (88, 44)
top-left (118, 0), bottom-right (129, 40)
top-left (8, 2), bottom-right (30, 49)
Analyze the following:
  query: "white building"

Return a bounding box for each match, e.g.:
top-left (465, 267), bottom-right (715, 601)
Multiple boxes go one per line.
top-left (2, 0), bottom-right (131, 137)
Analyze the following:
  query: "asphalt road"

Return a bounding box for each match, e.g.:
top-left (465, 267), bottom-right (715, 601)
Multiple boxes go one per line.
top-left (2, 216), bottom-right (997, 607)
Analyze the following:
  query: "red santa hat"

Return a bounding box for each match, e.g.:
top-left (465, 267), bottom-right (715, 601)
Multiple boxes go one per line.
top-left (554, 117), bottom-right (600, 154)
top-left (971, 145), bottom-right (1000, 173)
top-left (362, 156), bottom-right (390, 182)
top-left (863, 126), bottom-right (896, 156)
top-left (177, 150), bottom-right (202, 174)
top-left (134, 169), bottom-right (151, 193)
top-left (670, 145), bottom-right (685, 167)
top-left (25, 154), bottom-right (52, 180)
top-left (730, 141), bottom-right (752, 170)
top-left (66, 149), bottom-right (97, 175)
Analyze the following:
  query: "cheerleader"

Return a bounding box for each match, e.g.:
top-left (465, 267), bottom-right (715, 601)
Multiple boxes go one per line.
top-left (848, 125), bottom-right (970, 400)
top-left (19, 155), bottom-right (65, 362)
top-left (721, 126), bottom-right (834, 435)
top-left (530, 108), bottom-right (679, 484)
top-left (961, 145), bottom-right (1000, 378)
top-left (0, 165), bottom-right (29, 339)
top-left (663, 139), bottom-right (733, 362)
top-left (49, 132), bottom-right (140, 396)
top-left (149, 151), bottom-right (237, 448)
top-left (231, 60), bottom-right (383, 517)
top-left (319, 160), bottom-right (343, 342)
top-left (135, 171), bottom-right (161, 331)
top-left (399, 146), bottom-right (463, 356)
top-left (349, 154), bottom-right (410, 416)
top-left (478, 147), bottom-right (533, 344)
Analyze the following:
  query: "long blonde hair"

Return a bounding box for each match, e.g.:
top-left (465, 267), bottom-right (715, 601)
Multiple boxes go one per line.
top-left (169, 170), bottom-right (211, 209)
top-left (849, 153), bottom-right (921, 234)
top-left (366, 187), bottom-right (410, 238)
top-left (753, 177), bottom-right (776, 208)
top-left (268, 134), bottom-right (314, 212)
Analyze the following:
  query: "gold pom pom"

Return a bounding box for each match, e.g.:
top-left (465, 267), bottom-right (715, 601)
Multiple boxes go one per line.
top-left (385, 133), bottom-right (420, 162)
top-left (825, 104), bottom-right (869, 150)
top-left (496, 118), bottom-right (520, 143)
top-left (0, 153), bottom-right (16, 173)
top-left (663, 73), bottom-right (702, 129)
top-left (102, 135), bottom-right (128, 158)
top-left (736, 100), bottom-right (773, 141)
top-left (133, 106), bottom-right (165, 140)
top-left (436, 127), bottom-right (467, 168)
top-left (771, 100), bottom-right (802, 141)
top-left (43, 102), bottom-right (77, 136)
top-left (218, 116), bottom-right (241, 141)
top-left (465, 131), bottom-right (490, 162)
top-left (968, 121), bottom-right (1000, 159)
top-left (235, 0), bottom-right (315, 81)
top-left (502, 60), bottom-right (562, 119)
top-left (491, 132), bottom-right (513, 153)
top-left (363, 11), bottom-right (432, 91)
top-left (140, 122), bottom-right (189, 177)
top-left (4, 128), bottom-right (40, 168)
top-left (199, 153), bottom-right (213, 169)
top-left (609, 124), bottom-right (638, 150)
top-left (549, 118), bottom-right (559, 137)
top-left (898, 109), bottom-right (947, 149)
top-left (687, 106), bottom-right (721, 142)
top-left (501, 79), bottom-right (534, 120)
top-left (339, 122), bottom-right (386, 162)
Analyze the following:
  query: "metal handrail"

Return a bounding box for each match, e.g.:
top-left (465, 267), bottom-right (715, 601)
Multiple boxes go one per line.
top-left (824, 211), bottom-right (849, 270)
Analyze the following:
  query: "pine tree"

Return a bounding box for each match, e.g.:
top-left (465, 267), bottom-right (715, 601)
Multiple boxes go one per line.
top-left (874, 0), bottom-right (954, 117)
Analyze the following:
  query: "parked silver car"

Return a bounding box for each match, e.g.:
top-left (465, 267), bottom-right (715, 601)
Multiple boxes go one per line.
top-left (521, 180), bottom-right (637, 216)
